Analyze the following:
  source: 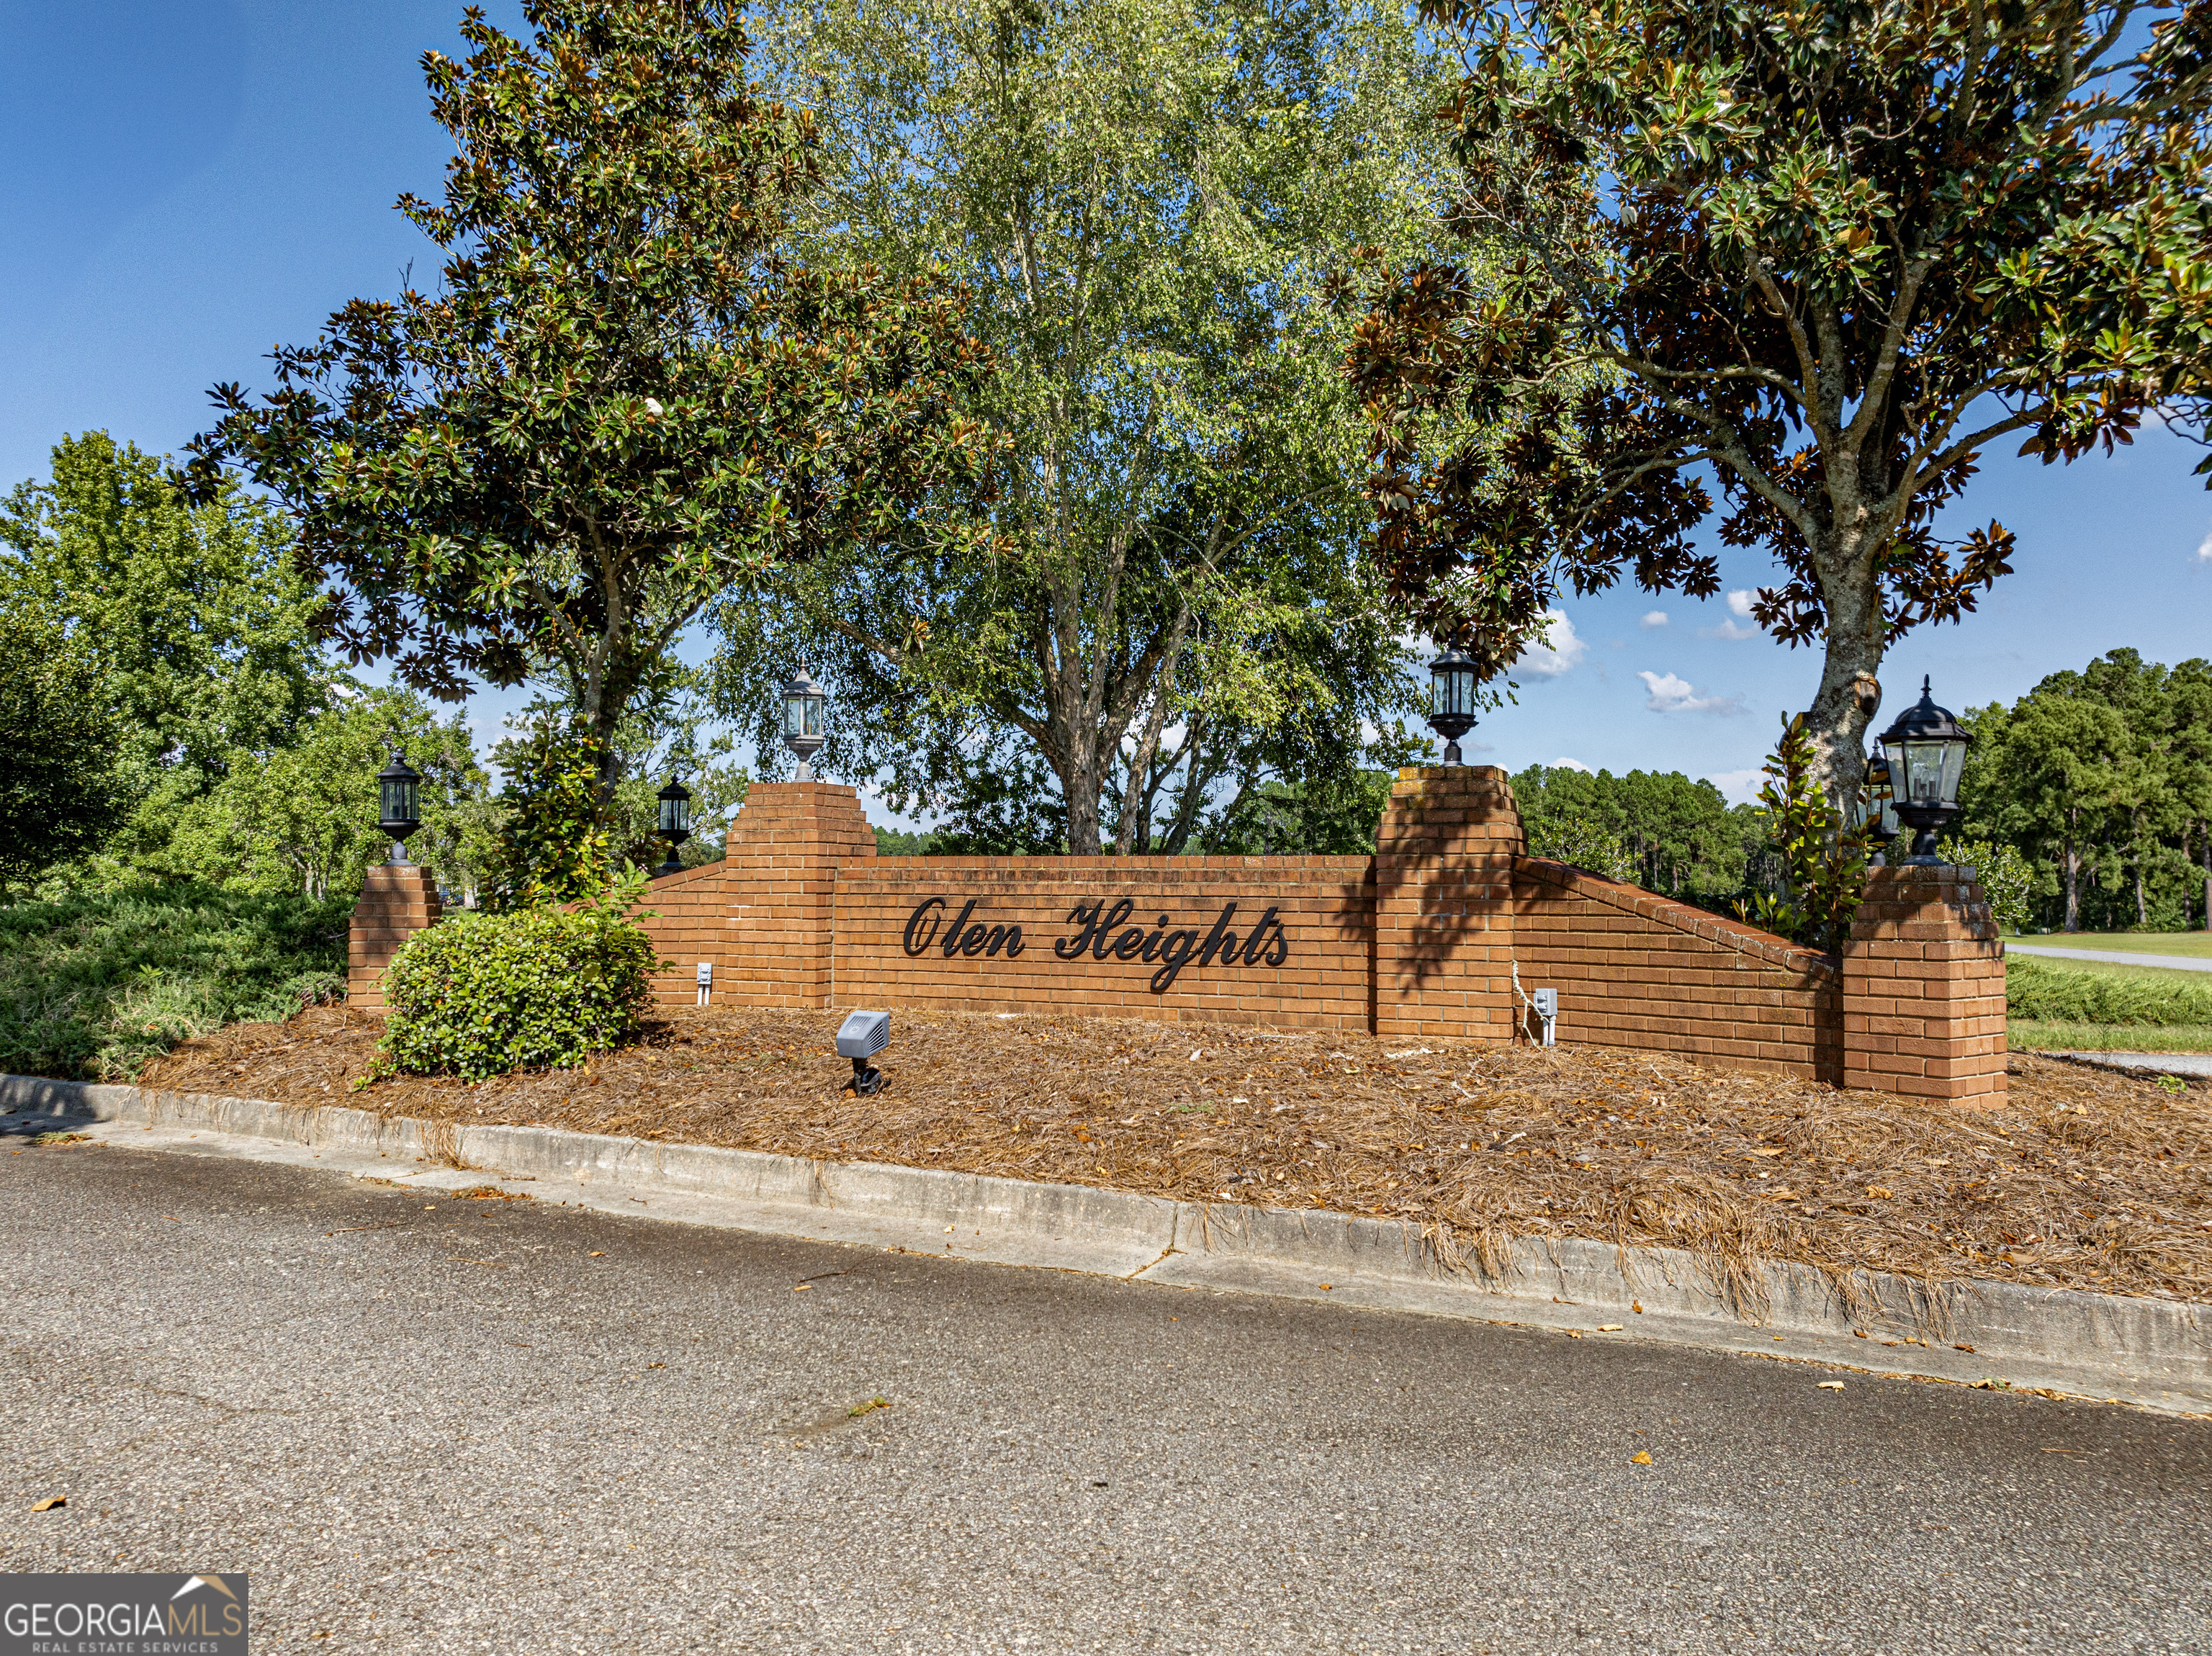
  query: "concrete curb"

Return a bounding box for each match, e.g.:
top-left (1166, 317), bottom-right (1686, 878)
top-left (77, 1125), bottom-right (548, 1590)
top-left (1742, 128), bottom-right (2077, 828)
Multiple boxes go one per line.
top-left (6, 1074), bottom-right (2204, 1413)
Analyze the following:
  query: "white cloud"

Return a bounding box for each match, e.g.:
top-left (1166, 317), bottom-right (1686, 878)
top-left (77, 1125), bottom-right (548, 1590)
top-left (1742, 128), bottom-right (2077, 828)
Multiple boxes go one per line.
top-left (1638, 670), bottom-right (1748, 717)
top-left (1692, 588), bottom-right (1762, 640)
top-left (1514, 608), bottom-right (1588, 678)
top-left (2198, 525), bottom-right (2212, 562)
top-left (1727, 589), bottom-right (1757, 617)
top-left (1705, 768), bottom-right (1766, 805)
top-left (1549, 755), bottom-right (1591, 772)
top-left (1640, 610), bottom-right (1668, 629)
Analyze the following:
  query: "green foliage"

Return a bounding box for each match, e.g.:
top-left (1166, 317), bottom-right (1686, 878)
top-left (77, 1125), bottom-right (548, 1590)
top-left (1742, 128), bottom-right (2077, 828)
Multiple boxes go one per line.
top-left (1354, 0), bottom-right (2212, 795)
top-left (1736, 720), bottom-right (1869, 952)
top-left (0, 606), bottom-right (127, 891)
top-left (1947, 837), bottom-right (2037, 935)
top-left (0, 432), bottom-right (331, 881)
top-left (1524, 816), bottom-right (1638, 886)
top-left (157, 688), bottom-right (491, 904)
top-left (481, 723), bottom-right (619, 909)
top-left (726, 0), bottom-right (1451, 851)
top-left (1960, 649), bottom-right (2212, 932)
top-left (191, 0), bottom-right (999, 798)
top-left (1205, 769), bottom-right (1402, 858)
top-left (1511, 764), bottom-right (1752, 900)
top-left (2005, 955), bottom-right (2212, 1028)
top-left (374, 869), bottom-right (665, 1082)
top-left (0, 885), bottom-right (348, 1079)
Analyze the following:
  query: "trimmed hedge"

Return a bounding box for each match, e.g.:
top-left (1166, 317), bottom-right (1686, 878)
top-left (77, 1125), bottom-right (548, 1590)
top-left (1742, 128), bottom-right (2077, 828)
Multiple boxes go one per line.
top-left (2005, 955), bottom-right (2212, 1027)
top-left (0, 884), bottom-right (348, 1079)
top-left (376, 897), bottom-right (660, 1081)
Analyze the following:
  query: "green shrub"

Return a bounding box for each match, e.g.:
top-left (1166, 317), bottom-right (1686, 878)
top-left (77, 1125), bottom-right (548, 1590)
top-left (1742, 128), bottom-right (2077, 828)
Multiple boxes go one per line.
top-left (1526, 816), bottom-right (1638, 884)
top-left (0, 884), bottom-right (348, 1079)
top-left (1947, 837), bottom-right (2035, 933)
top-left (2005, 955), bottom-right (2212, 1027)
top-left (375, 874), bottom-right (662, 1081)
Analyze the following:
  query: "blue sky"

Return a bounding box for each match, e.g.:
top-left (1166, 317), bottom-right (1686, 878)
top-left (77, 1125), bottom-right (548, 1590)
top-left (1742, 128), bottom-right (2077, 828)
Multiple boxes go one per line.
top-left (6, 2), bottom-right (2209, 819)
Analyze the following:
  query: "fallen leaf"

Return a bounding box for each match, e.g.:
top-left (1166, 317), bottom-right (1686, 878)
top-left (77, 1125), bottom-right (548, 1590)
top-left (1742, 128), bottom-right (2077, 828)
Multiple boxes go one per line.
top-left (32, 1496), bottom-right (65, 1511)
top-left (1632, 1300), bottom-right (1644, 1314)
top-left (944, 1225), bottom-right (956, 1233)
top-left (1817, 1381), bottom-right (1845, 1391)
top-left (1318, 1283), bottom-right (1332, 1291)
top-left (588, 1251), bottom-right (606, 1257)
top-left (848, 1396), bottom-right (889, 1418)
top-left (1596, 1324), bottom-right (1624, 1332)
top-left (793, 1284), bottom-right (811, 1292)
top-left (1954, 1343), bottom-right (1976, 1353)
top-left (1629, 1451), bottom-right (1653, 1465)
top-left (1866, 1185), bottom-right (1894, 1200)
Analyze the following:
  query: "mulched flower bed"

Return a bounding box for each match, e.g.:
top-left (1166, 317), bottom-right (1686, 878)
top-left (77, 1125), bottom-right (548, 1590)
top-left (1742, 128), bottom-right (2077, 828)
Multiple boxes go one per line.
top-left (140, 1004), bottom-right (2212, 1305)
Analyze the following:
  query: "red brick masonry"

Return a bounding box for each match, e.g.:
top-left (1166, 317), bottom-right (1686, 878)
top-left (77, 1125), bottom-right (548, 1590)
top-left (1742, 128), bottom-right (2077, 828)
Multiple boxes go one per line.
top-left (346, 863), bottom-right (441, 1012)
top-left (347, 768), bottom-right (2007, 1102)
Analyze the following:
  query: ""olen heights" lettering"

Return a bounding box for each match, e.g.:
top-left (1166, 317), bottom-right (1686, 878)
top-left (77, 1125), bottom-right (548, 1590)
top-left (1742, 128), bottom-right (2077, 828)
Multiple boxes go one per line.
top-left (900, 896), bottom-right (1289, 994)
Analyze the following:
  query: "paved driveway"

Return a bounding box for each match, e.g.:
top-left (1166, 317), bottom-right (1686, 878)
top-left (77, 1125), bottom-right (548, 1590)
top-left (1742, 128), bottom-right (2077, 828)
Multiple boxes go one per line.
top-left (4, 1143), bottom-right (2207, 1654)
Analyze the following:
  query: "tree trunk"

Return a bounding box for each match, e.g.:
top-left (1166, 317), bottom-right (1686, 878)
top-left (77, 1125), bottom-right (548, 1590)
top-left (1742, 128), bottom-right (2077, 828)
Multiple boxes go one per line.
top-left (2202, 820), bottom-right (2211, 932)
top-left (1055, 723), bottom-right (1105, 856)
top-left (2062, 812), bottom-right (2081, 933)
top-left (1802, 535), bottom-right (1886, 811)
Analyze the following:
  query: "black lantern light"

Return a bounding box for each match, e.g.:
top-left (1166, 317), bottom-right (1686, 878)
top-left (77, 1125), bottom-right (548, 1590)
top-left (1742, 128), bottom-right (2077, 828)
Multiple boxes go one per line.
top-left (1427, 643), bottom-right (1480, 766)
top-left (1876, 676), bottom-right (1972, 864)
top-left (782, 669), bottom-right (826, 780)
top-left (655, 776), bottom-right (693, 877)
top-left (1859, 745), bottom-right (1902, 863)
top-left (377, 750), bottom-right (423, 865)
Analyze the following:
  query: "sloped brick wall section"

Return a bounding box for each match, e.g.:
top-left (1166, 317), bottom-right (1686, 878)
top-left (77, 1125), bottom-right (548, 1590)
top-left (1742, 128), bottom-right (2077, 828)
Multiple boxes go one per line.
top-left (349, 767), bottom-right (2006, 1102)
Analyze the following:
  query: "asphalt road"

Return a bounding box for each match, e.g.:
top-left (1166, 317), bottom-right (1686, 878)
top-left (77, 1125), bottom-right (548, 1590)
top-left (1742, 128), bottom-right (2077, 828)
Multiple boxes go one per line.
top-left (4, 1142), bottom-right (2207, 1655)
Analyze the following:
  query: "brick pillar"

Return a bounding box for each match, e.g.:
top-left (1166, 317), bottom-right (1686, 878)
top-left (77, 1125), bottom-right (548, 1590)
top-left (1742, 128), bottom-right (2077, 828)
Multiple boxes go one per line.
top-left (1842, 865), bottom-right (2008, 1104)
top-left (1372, 765), bottom-right (1523, 1042)
top-left (347, 863), bottom-right (442, 1012)
top-left (720, 780), bottom-right (877, 1009)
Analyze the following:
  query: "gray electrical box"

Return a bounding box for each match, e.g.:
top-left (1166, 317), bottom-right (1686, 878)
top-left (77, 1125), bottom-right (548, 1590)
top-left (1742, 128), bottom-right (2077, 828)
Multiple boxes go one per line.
top-left (1531, 987), bottom-right (1558, 1047)
top-left (696, 962), bottom-right (714, 986)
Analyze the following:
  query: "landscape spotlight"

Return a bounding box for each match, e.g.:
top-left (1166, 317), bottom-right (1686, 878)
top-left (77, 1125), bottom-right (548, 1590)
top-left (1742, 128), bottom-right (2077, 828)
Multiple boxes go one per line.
top-left (836, 1009), bottom-right (889, 1097)
top-left (655, 776), bottom-right (693, 877)
top-left (377, 750), bottom-right (422, 865)
top-left (1876, 676), bottom-right (1972, 865)
top-left (1426, 643), bottom-right (1480, 765)
top-left (783, 669), bottom-right (826, 781)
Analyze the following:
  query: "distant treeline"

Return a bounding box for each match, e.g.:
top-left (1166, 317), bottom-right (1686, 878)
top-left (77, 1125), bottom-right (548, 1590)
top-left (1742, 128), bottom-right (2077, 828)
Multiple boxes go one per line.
top-left (1960, 649), bottom-right (2212, 933)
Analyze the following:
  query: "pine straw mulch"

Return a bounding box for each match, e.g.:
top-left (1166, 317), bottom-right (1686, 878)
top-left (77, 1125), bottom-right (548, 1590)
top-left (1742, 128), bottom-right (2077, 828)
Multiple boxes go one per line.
top-left (138, 1004), bottom-right (2212, 1308)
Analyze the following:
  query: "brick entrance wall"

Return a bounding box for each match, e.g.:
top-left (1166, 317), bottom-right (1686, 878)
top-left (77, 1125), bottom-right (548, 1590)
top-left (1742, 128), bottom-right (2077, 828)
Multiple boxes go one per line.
top-left (349, 768), bottom-right (2008, 1102)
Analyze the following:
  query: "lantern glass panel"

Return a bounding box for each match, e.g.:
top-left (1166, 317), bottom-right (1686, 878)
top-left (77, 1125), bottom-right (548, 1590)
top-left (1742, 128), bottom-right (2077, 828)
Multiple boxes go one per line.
top-left (1432, 664), bottom-right (1470, 718)
top-left (785, 689), bottom-right (822, 739)
top-left (380, 773), bottom-right (416, 824)
top-left (657, 791), bottom-right (690, 837)
top-left (1897, 737), bottom-right (1966, 807)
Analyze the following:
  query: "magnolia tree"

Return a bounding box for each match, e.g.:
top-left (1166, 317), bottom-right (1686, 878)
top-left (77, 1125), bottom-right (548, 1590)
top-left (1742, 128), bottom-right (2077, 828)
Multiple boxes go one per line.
top-left (189, 0), bottom-right (1001, 815)
top-left (1351, 0), bottom-right (2212, 796)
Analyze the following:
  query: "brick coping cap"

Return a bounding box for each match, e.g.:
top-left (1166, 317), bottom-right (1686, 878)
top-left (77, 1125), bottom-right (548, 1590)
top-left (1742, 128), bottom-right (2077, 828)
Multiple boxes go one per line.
top-left (1516, 856), bottom-right (1840, 981)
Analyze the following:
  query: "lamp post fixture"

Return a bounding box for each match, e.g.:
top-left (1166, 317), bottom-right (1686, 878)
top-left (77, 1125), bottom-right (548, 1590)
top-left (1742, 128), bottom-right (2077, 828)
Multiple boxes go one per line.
top-left (655, 776), bottom-right (693, 877)
top-left (377, 750), bottom-right (423, 865)
top-left (1876, 676), bottom-right (1972, 865)
top-left (1859, 745), bottom-right (1902, 865)
top-left (1426, 643), bottom-right (1480, 766)
top-left (782, 669), bottom-right (826, 781)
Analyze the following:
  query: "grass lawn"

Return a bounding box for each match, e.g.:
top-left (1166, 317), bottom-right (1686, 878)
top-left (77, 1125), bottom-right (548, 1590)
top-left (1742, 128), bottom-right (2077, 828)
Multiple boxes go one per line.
top-left (2008, 930), bottom-right (2212, 959)
top-left (145, 1004), bottom-right (2212, 1306)
top-left (2010, 1021), bottom-right (2212, 1054)
top-left (2006, 954), bottom-right (2212, 992)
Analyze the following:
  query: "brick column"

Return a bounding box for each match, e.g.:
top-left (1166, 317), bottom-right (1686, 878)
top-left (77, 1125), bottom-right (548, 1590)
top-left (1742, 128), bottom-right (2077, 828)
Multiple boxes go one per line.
top-left (1372, 765), bottom-right (1522, 1042)
top-left (1842, 865), bottom-right (2008, 1104)
top-left (721, 780), bottom-right (877, 1009)
top-left (347, 863), bottom-right (442, 1012)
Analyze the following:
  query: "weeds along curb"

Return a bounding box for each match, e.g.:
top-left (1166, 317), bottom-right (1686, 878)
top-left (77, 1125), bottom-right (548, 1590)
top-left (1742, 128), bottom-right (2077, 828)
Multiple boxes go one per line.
top-left (5, 1073), bottom-right (2205, 1413)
